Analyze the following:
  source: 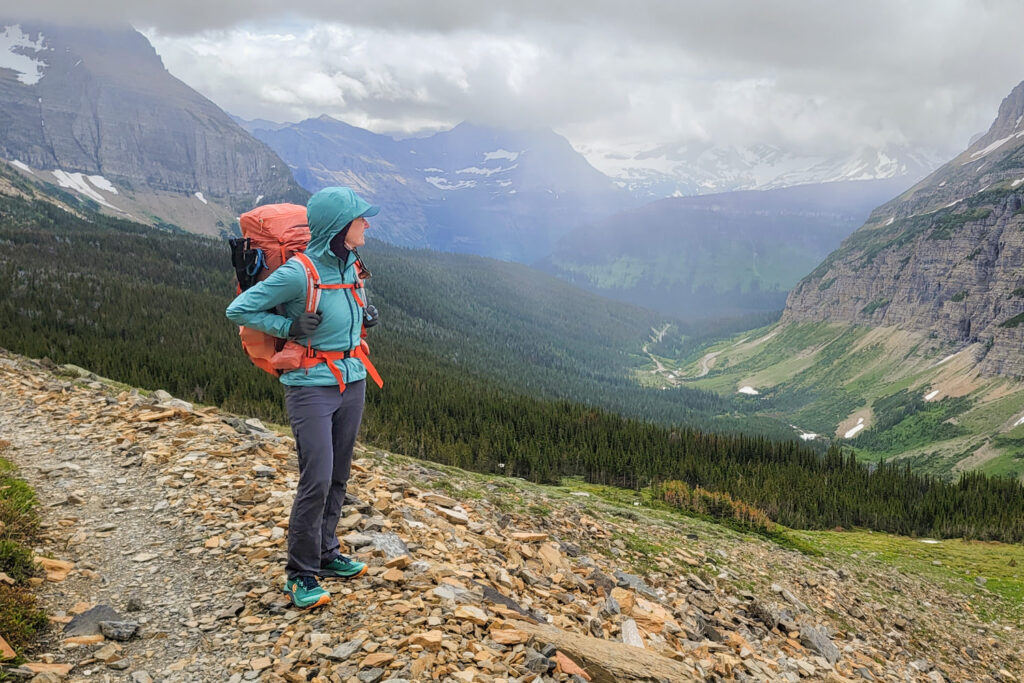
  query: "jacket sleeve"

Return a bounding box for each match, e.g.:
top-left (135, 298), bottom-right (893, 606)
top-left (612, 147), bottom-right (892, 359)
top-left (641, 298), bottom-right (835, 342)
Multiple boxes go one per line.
top-left (225, 260), bottom-right (304, 338)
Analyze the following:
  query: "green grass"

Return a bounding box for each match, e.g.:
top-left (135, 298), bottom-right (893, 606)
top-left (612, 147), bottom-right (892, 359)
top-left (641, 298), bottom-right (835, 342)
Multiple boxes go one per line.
top-left (0, 444), bottom-right (49, 661)
top-left (795, 530), bottom-right (1024, 624)
top-left (999, 312), bottom-right (1024, 328)
top-left (860, 298), bottom-right (891, 316)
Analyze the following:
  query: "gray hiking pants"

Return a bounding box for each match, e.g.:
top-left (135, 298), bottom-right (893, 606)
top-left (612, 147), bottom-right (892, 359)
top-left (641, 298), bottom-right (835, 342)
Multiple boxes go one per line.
top-left (284, 380), bottom-right (365, 579)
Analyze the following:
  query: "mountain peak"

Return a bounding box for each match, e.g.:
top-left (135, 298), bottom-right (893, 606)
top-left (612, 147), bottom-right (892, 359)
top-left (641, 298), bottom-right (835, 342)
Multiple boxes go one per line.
top-left (973, 79), bottom-right (1024, 149)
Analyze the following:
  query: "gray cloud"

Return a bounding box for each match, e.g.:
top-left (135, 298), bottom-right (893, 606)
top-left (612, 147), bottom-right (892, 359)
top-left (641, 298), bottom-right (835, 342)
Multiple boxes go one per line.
top-left (13, 1), bottom-right (1024, 161)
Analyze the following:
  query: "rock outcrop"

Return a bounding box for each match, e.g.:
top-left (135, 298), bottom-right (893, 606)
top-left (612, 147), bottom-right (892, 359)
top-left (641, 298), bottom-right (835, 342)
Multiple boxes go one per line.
top-left (783, 80), bottom-right (1024, 379)
top-left (1, 350), bottom-right (1021, 681)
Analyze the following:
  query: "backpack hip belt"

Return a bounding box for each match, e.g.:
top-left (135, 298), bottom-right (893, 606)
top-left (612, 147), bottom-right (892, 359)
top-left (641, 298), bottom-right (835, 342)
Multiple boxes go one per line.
top-left (298, 341), bottom-right (383, 394)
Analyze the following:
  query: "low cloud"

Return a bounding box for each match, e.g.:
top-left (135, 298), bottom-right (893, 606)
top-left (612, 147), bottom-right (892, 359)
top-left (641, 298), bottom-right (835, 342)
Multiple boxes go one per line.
top-left (14, 1), bottom-right (1024, 159)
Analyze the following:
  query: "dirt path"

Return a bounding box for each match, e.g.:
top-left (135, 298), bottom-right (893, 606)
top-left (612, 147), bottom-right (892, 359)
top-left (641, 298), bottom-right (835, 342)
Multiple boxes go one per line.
top-left (0, 363), bottom-right (251, 681)
top-left (694, 351), bottom-right (721, 378)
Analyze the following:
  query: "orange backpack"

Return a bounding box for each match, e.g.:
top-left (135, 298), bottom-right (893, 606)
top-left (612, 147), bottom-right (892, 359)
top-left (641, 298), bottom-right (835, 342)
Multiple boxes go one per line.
top-left (229, 203), bottom-right (382, 393)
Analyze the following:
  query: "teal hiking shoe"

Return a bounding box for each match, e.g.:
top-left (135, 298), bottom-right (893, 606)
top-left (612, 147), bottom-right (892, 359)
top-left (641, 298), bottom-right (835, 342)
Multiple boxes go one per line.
top-left (318, 555), bottom-right (368, 579)
top-left (283, 575), bottom-right (331, 609)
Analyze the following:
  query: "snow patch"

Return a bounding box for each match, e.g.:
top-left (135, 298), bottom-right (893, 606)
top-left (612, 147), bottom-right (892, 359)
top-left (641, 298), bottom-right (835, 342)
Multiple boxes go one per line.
top-left (455, 164), bottom-right (516, 176)
top-left (1012, 177), bottom-right (1024, 188)
top-left (425, 176), bottom-right (476, 191)
top-left (52, 170), bottom-right (117, 208)
top-left (1014, 415), bottom-right (1024, 428)
top-left (10, 159), bottom-right (32, 174)
top-left (255, 194), bottom-right (264, 204)
top-left (844, 418), bottom-right (865, 439)
top-left (483, 149), bottom-right (519, 162)
top-left (969, 130), bottom-right (1024, 160)
top-left (924, 390), bottom-right (940, 401)
top-left (884, 216), bottom-right (894, 226)
top-left (0, 25), bottom-right (49, 86)
top-left (194, 191), bottom-right (208, 204)
top-left (919, 539), bottom-right (941, 544)
top-left (798, 432), bottom-right (817, 441)
top-left (737, 386), bottom-right (760, 395)
top-left (86, 175), bottom-right (117, 194)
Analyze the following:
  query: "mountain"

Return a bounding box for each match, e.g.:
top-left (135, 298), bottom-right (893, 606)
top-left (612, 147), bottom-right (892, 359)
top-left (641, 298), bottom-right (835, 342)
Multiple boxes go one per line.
top-left (0, 22), bottom-right (306, 235)
top-left (783, 80), bottom-right (1024, 380)
top-left (250, 116), bottom-right (634, 261)
top-left (539, 177), bottom-right (913, 320)
top-left (583, 140), bottom-right (943, 200)
top-left (662, 82), bottom-right (1024, 479)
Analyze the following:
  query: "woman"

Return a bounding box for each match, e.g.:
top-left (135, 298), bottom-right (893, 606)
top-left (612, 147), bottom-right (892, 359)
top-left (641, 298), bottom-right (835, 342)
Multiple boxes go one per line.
top-left (226, 186), bottom-right (378, 609)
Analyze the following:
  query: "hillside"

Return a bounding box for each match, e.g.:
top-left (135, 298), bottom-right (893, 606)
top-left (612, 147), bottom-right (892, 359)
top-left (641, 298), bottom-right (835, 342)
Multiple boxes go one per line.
top-left (0, 160), bottom-right (797, 441)
top-left (668, 322), bottom-right (1024, 479)
top-left (539, 178), bottom-right (912, 320)
top-left (0, 21), bottom-right (306, 235)
top-left (1, 352), bottom-right (1021, 681)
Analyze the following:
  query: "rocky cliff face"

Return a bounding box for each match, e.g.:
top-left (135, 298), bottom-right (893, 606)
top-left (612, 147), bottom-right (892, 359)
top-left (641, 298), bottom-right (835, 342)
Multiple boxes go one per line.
top-left (784, 81), bottom-right (1024, 379)
top-left (0, 22), bottom-right (305, 232)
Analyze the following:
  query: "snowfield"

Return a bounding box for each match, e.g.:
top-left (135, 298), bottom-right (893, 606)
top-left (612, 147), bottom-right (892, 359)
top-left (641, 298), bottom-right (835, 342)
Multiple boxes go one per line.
top-left (52, 170), bottom-right (118, 209)
top-left (737, 386), bottom-right (760, 395)
top-left (483, 149), bottom-right (520, 162)
top-left (844, 418), bottom-right (866, 439)
top-left (0, 25), bottom-right (49, 86)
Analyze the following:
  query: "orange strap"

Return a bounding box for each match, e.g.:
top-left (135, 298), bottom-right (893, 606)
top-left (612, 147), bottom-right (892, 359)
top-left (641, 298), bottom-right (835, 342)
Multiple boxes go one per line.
top-left (291, 253), bottom-right (380, 392)
top-left (298, 341), bottom-right (383, 393)
top-left (292, 252), bottom-right (365, 307)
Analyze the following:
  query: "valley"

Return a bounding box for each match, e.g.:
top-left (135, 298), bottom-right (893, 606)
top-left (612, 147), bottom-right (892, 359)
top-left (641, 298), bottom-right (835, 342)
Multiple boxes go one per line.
top-left (644, 320), bottom-right (1024, 479)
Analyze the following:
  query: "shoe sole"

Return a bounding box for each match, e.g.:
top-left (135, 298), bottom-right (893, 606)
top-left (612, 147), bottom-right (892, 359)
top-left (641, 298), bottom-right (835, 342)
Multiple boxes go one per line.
top-left (317, 564), bottom-right (368, 580)
top-left (283, 587), bottom-right (332, 610)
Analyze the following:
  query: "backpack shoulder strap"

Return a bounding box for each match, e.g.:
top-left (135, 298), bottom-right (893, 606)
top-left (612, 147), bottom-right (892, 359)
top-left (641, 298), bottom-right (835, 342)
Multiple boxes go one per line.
top-left (292, 253), bottom-right (322, 313)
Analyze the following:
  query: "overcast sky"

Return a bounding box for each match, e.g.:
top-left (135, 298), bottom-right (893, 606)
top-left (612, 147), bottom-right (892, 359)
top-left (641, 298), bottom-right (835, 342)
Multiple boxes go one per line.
top-left (16, 1), bottom-right (1024, 163)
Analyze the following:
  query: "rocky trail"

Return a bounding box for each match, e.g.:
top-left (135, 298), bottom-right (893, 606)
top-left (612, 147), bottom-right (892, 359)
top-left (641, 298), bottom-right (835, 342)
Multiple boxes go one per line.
top-left (0, 350), bottom-right (1021, 682)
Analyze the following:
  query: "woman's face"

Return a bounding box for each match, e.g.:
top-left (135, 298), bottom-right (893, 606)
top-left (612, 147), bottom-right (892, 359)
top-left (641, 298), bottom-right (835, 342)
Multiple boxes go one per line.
top-left (345, 216), bottom-right (370, 249)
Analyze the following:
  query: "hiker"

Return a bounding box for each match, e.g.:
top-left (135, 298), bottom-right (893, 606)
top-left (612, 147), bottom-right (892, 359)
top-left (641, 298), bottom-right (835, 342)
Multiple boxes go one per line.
top-left (226, 187), bottom-right (381, 609)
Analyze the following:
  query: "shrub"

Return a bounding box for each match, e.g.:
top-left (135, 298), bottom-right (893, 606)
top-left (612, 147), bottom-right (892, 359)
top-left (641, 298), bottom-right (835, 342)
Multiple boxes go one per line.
top-left (0, 585), bottom-right (49, 654)
top-left (655, 480), bottom-right (775, 533)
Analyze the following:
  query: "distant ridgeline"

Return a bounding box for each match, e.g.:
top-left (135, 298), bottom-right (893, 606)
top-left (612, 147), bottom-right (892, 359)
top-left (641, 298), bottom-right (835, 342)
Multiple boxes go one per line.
top-left (1, 183), bottom-right (1023, 542)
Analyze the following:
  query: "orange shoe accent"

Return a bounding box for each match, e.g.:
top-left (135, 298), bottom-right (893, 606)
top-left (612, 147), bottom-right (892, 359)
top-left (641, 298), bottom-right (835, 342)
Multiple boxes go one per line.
top-left (307, 593), bottom-right (331, 609)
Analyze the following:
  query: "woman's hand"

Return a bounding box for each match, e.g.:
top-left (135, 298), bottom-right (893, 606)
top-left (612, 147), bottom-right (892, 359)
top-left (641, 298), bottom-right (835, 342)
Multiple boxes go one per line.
top-left (289, 312), bottom-right (322, 339)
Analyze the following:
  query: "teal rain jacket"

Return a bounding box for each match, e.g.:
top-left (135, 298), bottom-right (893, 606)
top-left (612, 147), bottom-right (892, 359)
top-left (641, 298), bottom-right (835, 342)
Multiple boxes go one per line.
top-left (226, 187), bottom-right (380, 387)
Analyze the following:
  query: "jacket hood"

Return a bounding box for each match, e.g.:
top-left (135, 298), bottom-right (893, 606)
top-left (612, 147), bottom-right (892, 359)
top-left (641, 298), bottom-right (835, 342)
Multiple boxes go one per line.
top-left (305, 187), bottom-right (380, 260)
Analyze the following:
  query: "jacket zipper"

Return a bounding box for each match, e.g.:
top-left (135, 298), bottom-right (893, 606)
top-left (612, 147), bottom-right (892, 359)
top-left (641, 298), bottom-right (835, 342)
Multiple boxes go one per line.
top-left (340, 259), bottom-right (359, 344)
